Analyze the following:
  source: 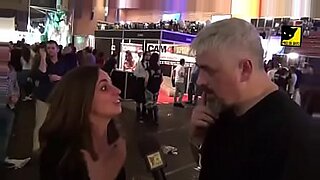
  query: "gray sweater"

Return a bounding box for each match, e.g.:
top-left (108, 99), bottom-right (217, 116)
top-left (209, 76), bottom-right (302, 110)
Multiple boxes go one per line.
top-left (0, 70), bottom-right (19, 108)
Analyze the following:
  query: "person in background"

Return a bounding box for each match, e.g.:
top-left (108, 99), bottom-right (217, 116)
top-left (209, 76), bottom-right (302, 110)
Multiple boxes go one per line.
top-left (79, 47), bottom-right (96, 66)
top-left (76, 50), bottom-right (84, 66)
top-left (133, 52), bottom-right (151, 122)
top-left (57, 45), bottom-right (63, 59)
top-left (32, 40), bottom-right (69, 152)
top-left (84, 47), bottom-right (96, 65)
top-left (39, 66), bottom-right (126, 180)
top-left (288, 66), bottom-right (302, 105)
top-left (190, 18), bottom-right (317, 180)
top-left (123, 51), bottom-right (135, 71)
top-left (62, 46), bottom-right (78, 71)
top-left (103, 53), bottom-right (118, 76)
top-left (18, 46), bottom-right (33, 101)
top-left (187, 64), bottom-right (200, 105)
top-left (8, 41), bottom-right (14, 51)
top-left (274, 67), bottom-right (289, 93)
top-left (7, 62), bottom-right (20, 110)
top-left (67, 43), bottom-right (77, 54)
top-left (267, 60), bottom-right (280, 82)
top-left (137, 49), bottom-right (143, 61)
top-left (96, 52), bottom-right (105, 68)
top-left (21, 38), bottom-right (26, 46)
top-left (92, 49), bottom-right (97, 58)
top-left (144, 53), bottom-right (163, 125)
top-left (9, 46), bottom-right (22, 73)
top-left (288, 66), bottom-right (297, 97)
top-left (0, 62), bottom-right (30, 172)
top-left (294, 66), bottom-right (302, 105)
top-left (173, 58), bottom-right (186, 108)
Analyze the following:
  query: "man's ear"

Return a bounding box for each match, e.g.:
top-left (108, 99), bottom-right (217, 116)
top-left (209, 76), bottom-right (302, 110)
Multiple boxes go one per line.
top-left (239, 59), bottom-right (253, 82)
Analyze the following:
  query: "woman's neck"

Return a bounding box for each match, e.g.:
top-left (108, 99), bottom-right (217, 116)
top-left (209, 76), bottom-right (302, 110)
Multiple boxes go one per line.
top-left (90, 116), bottom-right (111, 138)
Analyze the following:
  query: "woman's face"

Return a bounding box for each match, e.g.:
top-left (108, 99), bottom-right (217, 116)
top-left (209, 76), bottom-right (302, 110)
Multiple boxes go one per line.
top-left (91, 70), bottom-right (122, 119)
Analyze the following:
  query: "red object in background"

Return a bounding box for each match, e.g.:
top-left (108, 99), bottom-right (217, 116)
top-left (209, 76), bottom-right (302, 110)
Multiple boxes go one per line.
top-left (157, 89), bottom-right (188, 104)
top-left (166, 47), bottom-right (174, 53)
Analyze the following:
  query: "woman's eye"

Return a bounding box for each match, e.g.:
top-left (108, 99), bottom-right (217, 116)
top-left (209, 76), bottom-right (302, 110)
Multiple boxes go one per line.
top-left (101, 85), bottom-right (107, 91)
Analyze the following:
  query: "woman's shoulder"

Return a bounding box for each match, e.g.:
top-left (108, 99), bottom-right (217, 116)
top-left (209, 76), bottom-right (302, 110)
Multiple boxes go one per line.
top-left (40, 144), bottom-right (88, 180)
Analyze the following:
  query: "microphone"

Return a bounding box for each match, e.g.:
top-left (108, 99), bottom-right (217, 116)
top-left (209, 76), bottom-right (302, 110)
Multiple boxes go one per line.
top-left (138, 133), bottom-right (167, 180)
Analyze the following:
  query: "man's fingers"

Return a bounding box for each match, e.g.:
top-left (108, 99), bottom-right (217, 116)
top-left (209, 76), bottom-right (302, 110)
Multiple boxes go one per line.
top-left (198, 92), bottom-right (207, 106)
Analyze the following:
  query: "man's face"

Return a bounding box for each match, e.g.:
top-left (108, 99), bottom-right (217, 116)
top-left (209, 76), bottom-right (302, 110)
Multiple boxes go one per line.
top-left (46, 43), bottom-right (59, 57)
top-left (196, 49), bottom-right (244, 106)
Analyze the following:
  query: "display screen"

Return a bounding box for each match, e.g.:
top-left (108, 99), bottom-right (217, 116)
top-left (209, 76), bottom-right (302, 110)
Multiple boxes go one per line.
top-left (162, 13), bottom-right (181, 21)
top-left (211, 15), bottom-right (231, 23)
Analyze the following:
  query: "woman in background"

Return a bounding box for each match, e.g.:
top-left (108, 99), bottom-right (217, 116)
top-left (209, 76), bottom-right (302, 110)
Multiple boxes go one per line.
top-left (18, 46), bottom-right (33, 101)
top-left (133, 52), bottom-right (151, 122)
top-left (39, 66), bottom-right (126, 180)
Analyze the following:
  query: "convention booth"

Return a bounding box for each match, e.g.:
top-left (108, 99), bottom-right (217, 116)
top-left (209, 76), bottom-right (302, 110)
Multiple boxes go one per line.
top-left (94, 30), bottom-right (196, 99)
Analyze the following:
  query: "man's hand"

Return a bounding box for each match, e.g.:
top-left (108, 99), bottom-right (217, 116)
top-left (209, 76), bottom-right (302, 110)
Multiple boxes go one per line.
top-left (190, 93), bottom-right (216, 143)
top-left (39, 48), bottom-right (47, 61)
top-left (39, 48), bottom-right (47, 73)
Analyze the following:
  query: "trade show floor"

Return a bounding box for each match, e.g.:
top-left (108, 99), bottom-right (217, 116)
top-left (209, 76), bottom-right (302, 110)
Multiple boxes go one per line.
top-left (4, 99), bottom-right (320, 180)
top-left (3, 100), bottom-right (199, 180)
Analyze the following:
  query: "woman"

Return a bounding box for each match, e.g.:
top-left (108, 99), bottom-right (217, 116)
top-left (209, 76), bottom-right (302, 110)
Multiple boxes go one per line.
top-left (18, 46), bottom-right (33, 101)
top-left (144, 53), bottom-right (163, 125)
top-left (133, 52), bottom-right (151, 122)
top-left (39, 66), bottom-right (126, 180)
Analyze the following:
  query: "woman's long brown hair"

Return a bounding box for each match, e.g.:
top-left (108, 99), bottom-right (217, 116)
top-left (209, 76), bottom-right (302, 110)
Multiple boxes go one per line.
top-left (39, 66), bottom-right (100, 169)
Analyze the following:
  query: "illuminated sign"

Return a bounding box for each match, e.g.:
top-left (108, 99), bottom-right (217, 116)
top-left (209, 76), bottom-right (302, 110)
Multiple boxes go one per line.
top-left (281, 26), bottom-right (302, 47)
top-left (147, 44), bottom-right (174, 53)
top-left (162, 31), bottom-right (195, 44)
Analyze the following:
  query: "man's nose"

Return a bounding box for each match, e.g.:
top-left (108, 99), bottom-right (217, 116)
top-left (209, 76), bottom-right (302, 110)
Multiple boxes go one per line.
top-left (196, 72), bottom-right (206, 87)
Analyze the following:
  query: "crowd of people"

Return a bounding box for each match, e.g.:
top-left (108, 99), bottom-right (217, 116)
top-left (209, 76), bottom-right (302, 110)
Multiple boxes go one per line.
top-left (1, 17), bottom-right (319, 180)
top-left (265, 58), bottom-right (315, 105)
top-left (98, 20), bottom-right (206, 35)
top-left (0, 39), bottom-right (123, 172)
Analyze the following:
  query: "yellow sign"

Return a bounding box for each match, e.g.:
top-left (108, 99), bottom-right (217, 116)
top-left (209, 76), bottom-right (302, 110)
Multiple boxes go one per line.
top-left (281, 26), bottom-right (302, 47)
top-left (147, 152), bottom-right (164, 170)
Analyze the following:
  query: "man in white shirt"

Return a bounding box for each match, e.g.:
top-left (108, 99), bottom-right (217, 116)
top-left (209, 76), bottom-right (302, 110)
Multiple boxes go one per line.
top-left (173, 59), bottom-right (186, 108)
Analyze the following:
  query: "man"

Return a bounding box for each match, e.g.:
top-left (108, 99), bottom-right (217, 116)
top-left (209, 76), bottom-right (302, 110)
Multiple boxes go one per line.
top-left (190, 18), bottom-right (318, 180)
top-left (103, 53), bottom-right (118, 76)
top-left (187, 64), bottom-right (201, 105)
top-left (173, 59), bottom-right (186, 108)
top-left (33, 40), bottom-right (69, 152)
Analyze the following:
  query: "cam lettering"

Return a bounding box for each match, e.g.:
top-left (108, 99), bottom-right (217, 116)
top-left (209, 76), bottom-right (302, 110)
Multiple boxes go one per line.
top-left (147, 45), bottom-right (168, 53)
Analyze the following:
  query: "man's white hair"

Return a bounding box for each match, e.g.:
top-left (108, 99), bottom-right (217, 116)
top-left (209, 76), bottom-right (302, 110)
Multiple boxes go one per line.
top-left (191, 18), bottom-right (264, 68)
